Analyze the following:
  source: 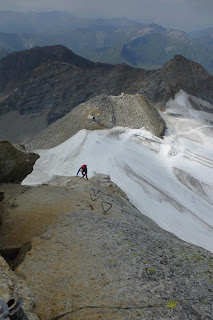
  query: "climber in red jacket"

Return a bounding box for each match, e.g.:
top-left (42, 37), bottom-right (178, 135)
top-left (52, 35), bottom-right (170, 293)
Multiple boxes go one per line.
top-left (76, 164), bottom-right (88, 180)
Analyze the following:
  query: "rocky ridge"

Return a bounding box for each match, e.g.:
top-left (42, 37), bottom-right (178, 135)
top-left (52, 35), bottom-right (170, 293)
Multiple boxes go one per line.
top-left (27, 93), bottom-right (165, 150)
top-left (0, 46), bottom-right (213, 144)
top-left (0, 60), bottom-right (144, 144)
top-left (0, 45), bottom-right (113, 94)
top-left (0, 176), bottom-right (212, 320)
top-left (140, 55), bottom-right (213, 108)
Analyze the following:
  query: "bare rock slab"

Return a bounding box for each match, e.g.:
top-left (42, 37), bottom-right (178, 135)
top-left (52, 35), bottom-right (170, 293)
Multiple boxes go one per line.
top-left (1, 175), bottom-right (213, 319)
top-left (16, 207), bottom-right (213, 319)
top-left (0, 176), bottom-right (129, 251)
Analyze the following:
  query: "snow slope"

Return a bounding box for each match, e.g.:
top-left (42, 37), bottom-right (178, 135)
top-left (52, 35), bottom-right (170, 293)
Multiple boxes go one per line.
top-left (23, 90), bottom-right (213, 253)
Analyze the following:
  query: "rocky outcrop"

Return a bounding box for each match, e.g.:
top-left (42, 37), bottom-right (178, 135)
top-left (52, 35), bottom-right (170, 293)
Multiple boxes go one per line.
top-left (27, 93), bottom-right (165, 150)
top-left (1, 175), bottom-right (212, 320)
top-left (140, 55), bottom-right (213, 109)
top-left (0, 140), bottom-right (39, 183)
top-left (0, 255), bottom-right (39, 320)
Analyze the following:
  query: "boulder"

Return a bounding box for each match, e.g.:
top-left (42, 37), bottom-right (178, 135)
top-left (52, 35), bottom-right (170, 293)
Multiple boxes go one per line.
top-left (0, 140), bottom-right (39, 183)
top-left (13, 178), bottom-right (213, 320)
top-left (0, 255), bottom-right (39, 320)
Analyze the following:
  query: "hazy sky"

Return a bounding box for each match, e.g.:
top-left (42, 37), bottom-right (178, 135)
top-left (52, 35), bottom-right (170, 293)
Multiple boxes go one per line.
top-left (0, 0), bottom-right (212, 31)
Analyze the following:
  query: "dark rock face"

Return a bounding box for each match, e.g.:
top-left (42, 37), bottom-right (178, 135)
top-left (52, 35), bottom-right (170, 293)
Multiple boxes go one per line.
top-left (0, 61), bottom-right (145, 124)
top-left (0, 191), bottom-right (3, 202)
top-left (140, 55), bottom-right (213, 108)
top-left (0, 44), bottom-right (113, 94)
top-left (0, 140), bottom-right (39, 183)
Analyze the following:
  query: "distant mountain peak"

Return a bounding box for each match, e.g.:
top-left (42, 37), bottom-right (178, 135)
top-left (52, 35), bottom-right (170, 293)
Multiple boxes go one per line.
top-left (164, 54), bottom-right (211, 79)
top-left (0, 45), bottom-right (113, 93)
top-left (148, 23), bottom-right (166, 31)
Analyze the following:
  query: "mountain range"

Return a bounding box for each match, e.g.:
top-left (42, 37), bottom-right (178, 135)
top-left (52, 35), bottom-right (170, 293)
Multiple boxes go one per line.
top-left (0, 45), bottom-right (213, 145)
top-left (0, 11), bottom-right (213, 74)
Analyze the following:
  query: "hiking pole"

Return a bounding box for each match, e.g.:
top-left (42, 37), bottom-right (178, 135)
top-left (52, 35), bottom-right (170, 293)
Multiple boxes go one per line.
top-left (0, 299), bottom-right (29, 320)
top-left (7, 298), bottom-right (29, 320)
top-left (0, 299), bottom-right (10, 320)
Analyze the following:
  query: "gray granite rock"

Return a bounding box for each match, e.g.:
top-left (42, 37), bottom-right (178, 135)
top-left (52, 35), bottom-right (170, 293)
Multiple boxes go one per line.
top-left (0, 140), bottom-right (39, 183)
top-left (27, 93), bottom-right (164, 150)
top-left (13, 177), bottom-right (213, 320)
top-left (1, 175), bottom-right (212, 320)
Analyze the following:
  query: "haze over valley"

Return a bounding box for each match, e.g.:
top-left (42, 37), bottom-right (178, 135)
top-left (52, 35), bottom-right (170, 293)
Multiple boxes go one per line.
top-left (0, 10), bottom-right (213, 74)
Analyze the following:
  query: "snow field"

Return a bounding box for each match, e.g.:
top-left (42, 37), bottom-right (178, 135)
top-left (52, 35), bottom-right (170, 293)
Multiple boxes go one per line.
top-left (23, 91), bottom-right (213, 253)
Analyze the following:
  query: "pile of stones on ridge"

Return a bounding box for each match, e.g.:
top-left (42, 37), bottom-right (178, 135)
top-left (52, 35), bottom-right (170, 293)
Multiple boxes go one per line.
top-left (0, 140), bottom-right (213, 320)
top-left (27, 93), bottom-right (165, 150)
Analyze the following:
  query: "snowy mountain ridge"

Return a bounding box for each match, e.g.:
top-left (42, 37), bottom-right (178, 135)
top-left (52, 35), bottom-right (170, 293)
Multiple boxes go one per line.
top-left (23, 90), bottom-right (213, 253)
top-left (1, 47), bottom-right (213, 145)
top-left (26, 93), bottom-right (164, 150)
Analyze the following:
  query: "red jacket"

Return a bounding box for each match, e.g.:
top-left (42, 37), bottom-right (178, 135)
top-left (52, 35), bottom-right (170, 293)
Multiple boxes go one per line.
top-left (77, 164), bottom-right (87, 175)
